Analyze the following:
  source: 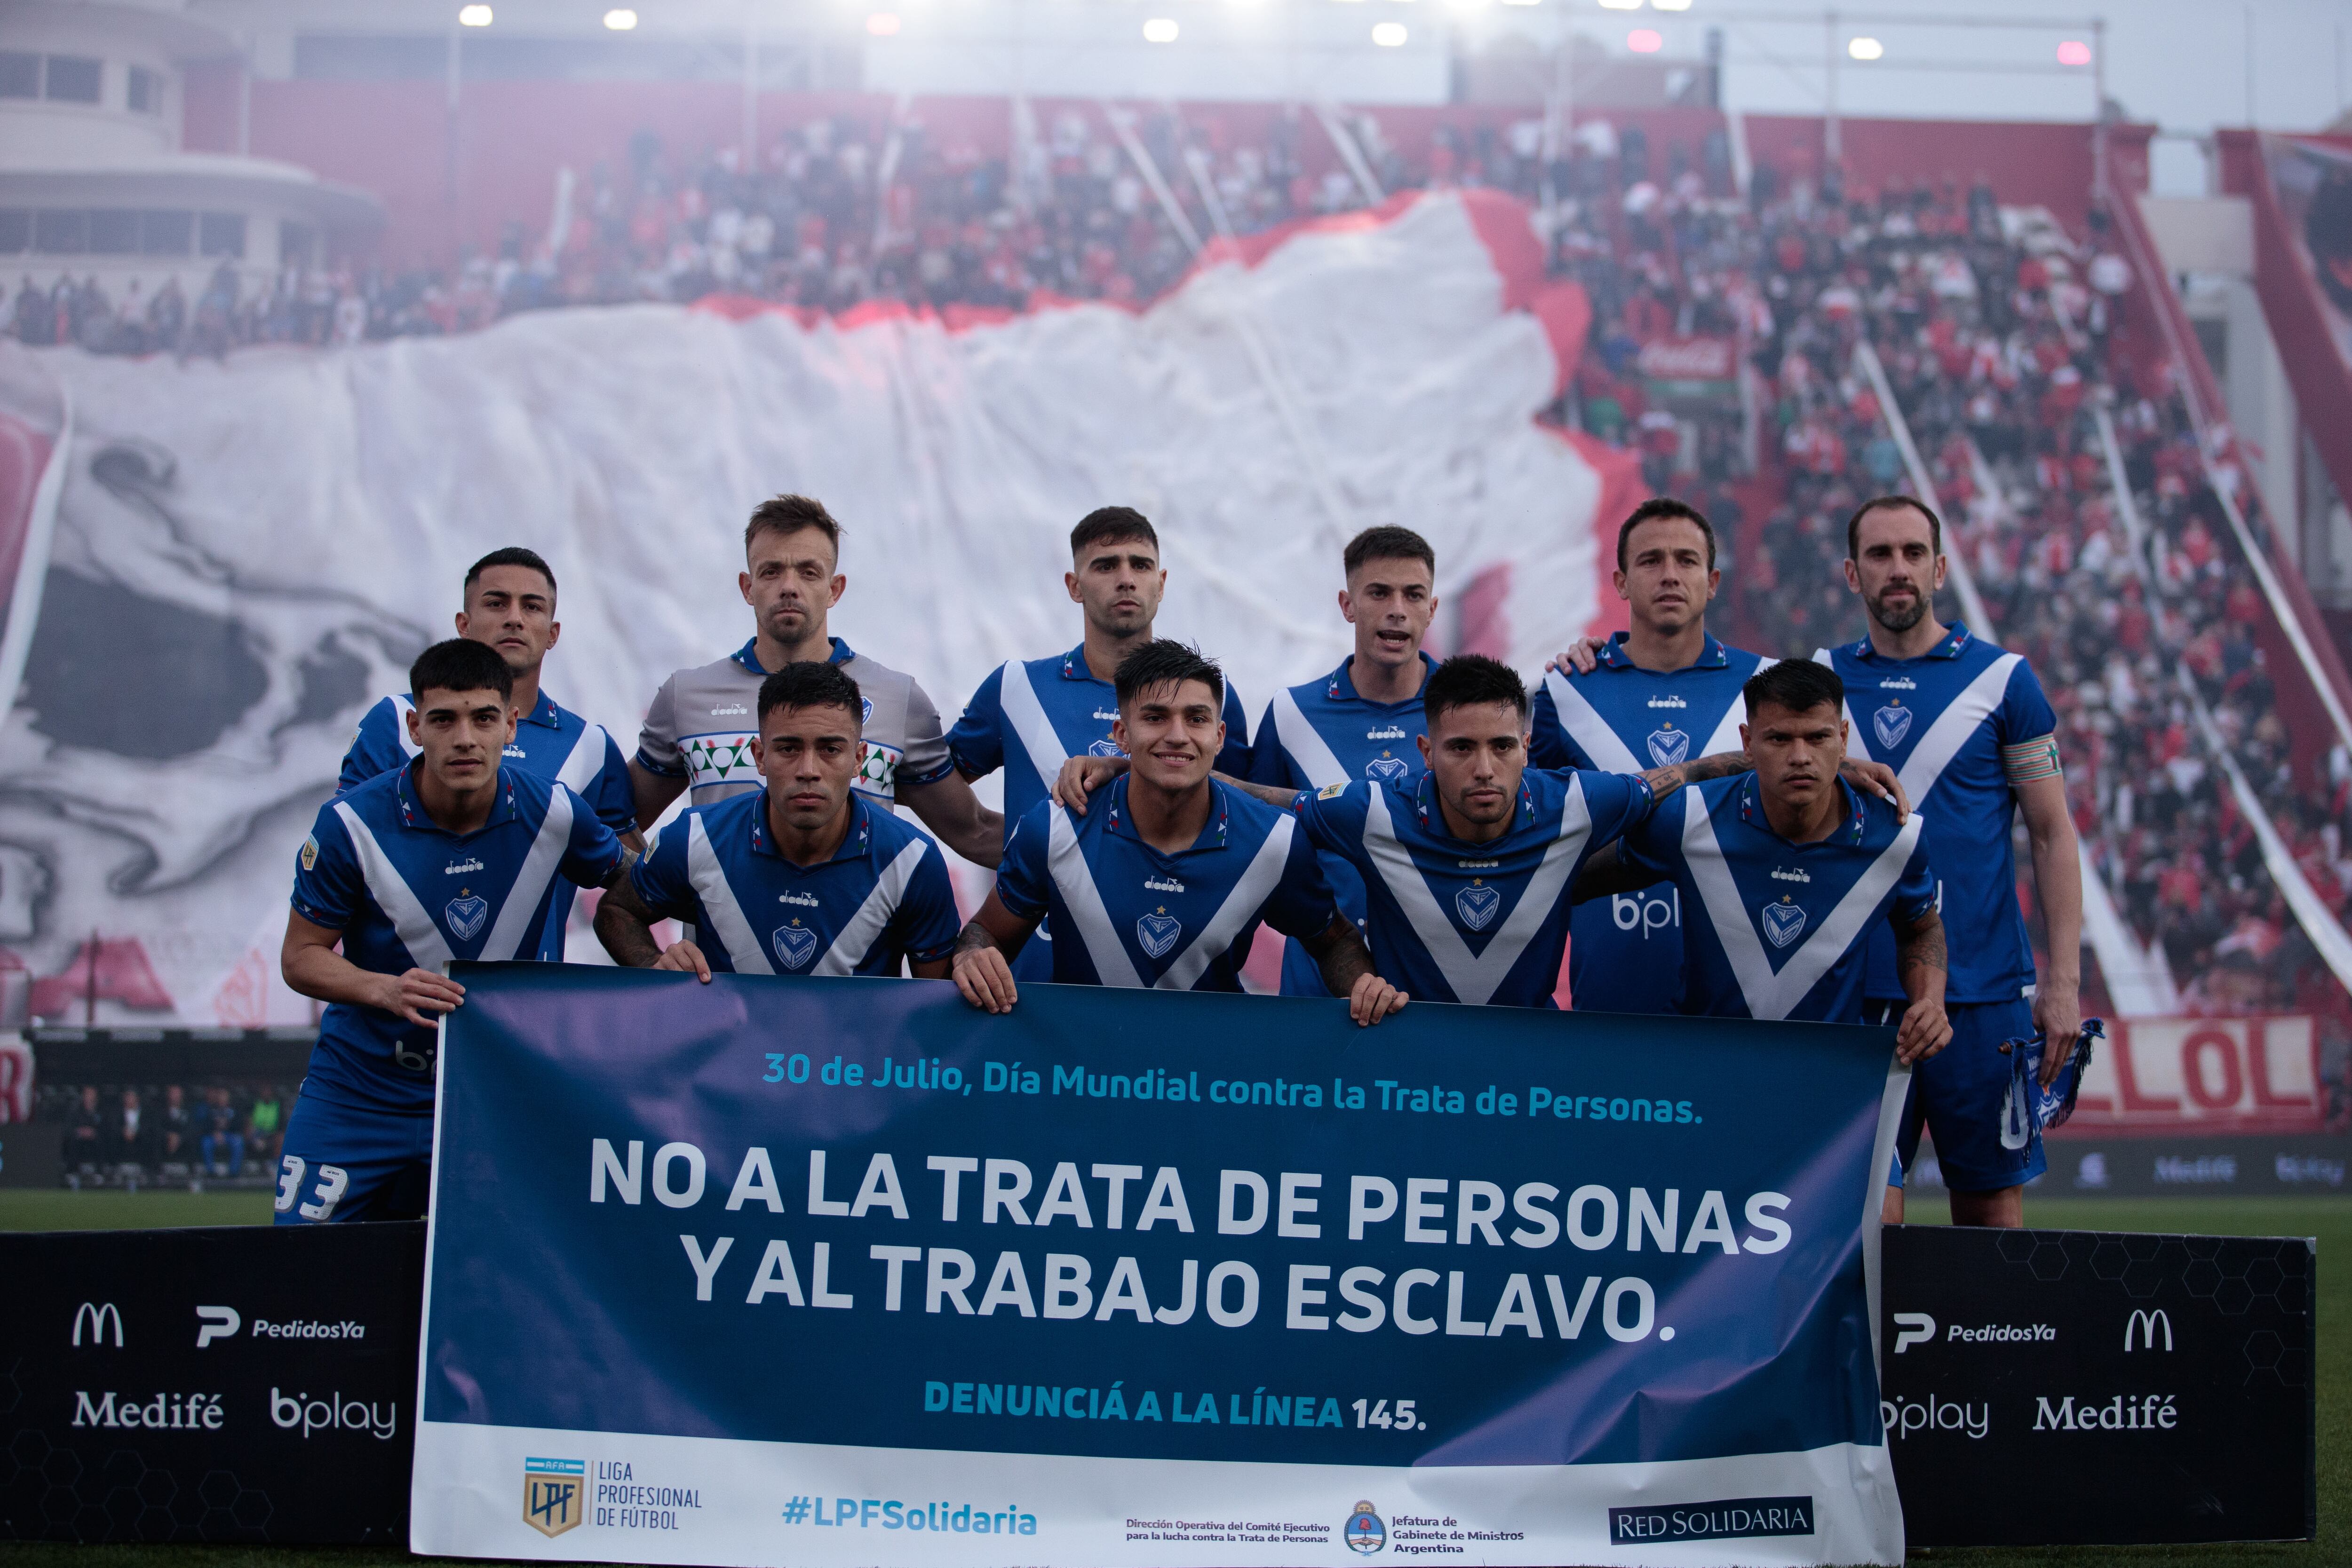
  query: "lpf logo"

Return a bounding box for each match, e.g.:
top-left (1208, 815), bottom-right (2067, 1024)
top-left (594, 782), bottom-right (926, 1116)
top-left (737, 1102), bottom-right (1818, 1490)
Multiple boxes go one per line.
top-left (524, 1457), bottom-right (587, 1537)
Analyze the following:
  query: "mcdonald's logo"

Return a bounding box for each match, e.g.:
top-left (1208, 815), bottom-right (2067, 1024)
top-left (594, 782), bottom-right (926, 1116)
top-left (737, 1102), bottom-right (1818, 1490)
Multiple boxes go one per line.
top-left (70, 1303), bottom-right (123, 1347)
top-left (2124, 1309), bottom-right (2173, 1353)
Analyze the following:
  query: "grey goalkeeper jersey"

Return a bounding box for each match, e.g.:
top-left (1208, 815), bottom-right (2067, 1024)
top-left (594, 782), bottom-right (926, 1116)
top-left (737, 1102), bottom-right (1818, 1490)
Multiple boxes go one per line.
top-left (635, 635), bottom-right (954, 808)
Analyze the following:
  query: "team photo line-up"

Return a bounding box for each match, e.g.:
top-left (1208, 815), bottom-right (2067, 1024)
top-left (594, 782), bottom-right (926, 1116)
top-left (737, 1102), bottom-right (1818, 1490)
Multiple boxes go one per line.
top-left (277, 487), bottom-right (2082, 1235)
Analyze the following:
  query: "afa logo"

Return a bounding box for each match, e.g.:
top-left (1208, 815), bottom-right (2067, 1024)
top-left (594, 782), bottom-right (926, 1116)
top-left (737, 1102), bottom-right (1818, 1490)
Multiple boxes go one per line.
top-left (772, 921), bottom-right (820, 970)
top-left (1455, 880), bottom-right (1501, 931)
top-left (1136, 908), bottom-right (1183, 959)
top-left (1344, 1501), bottom-right (1386, 1554)
top-left (522, 1456), bottom-right (586, 1538)
top-left (1761, 898), bottom-right (1807, 949)
top-left (1873, 702), bottom-right (1914, 750)
top-left (1365, 753), bottom-right (1409, 785)
top-left (1645, 724), bottom-right (1690, 768)
top-left (445, 893), bottom-right (490, 942)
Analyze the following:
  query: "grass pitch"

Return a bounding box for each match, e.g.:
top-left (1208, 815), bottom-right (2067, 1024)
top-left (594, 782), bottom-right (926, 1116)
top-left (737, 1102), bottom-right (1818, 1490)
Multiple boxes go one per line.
top-left (0, 1190), bottom-right (2342, 1566)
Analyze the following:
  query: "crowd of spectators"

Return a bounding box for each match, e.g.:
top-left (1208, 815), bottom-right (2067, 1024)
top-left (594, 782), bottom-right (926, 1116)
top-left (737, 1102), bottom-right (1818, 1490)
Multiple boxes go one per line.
top-left (47, 1079), bottom-right (289, 1186)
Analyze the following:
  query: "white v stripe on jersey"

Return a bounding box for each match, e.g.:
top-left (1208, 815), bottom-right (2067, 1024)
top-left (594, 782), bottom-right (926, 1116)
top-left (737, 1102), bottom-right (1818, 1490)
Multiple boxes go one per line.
top-left (1153, 816), bottom-right (1298, 991)
top-left (1539, 671), bottom-right (1642, 773)
top-left (688, 812), bottom-right (775, 976)
top-left (817, 840), bottom-right (930, 976)
top-left (1884, 654), bottom-right (2022, 804)
top-left (1271, 688), bottom-right (1351, 789)
top-left (1045, 806), bottom-right (1146, 988)
top-left (553, 722), bottom-right (611, 795)
top-left (332, 802), bottom-right (453, 971)
top-left (1362, 781), bottom-right (1593, 1005)
top-left (1680, 792), bottom-right (1926, 1020)
top-left (1701, 657), bottom-right (1774, 757)
top-left (389, 695), bottom-right (423, 760)
top-left (478, 785), bottom-right (575, 961)
top-left (999, 661), bottom-right (1072, 800)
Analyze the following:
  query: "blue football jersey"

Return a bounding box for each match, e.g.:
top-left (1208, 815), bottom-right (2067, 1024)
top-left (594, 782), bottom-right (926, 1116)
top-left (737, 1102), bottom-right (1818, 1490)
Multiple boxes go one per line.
top-left (994, 776), bottom-right (1334, 991)
top-left (338, 688), bottom-right (635, 955)
top-left (948, 645), bottom-right (1253, 831)
top-left (290, 764), bottom-right (624, 1114)
top-left (1295, 768), bottom-right (1657, 1009)
top-left (1248, 654), bottom-right (1434, 997)
top-left (1815, 623), bottom-right (2057, 1003)
top-left (1620, 776), bottom-right (1936, 1024)
top-left (1531, 633), bottom-right (1770, 1014)
top-left (628, 790), bottom-right (960, 977)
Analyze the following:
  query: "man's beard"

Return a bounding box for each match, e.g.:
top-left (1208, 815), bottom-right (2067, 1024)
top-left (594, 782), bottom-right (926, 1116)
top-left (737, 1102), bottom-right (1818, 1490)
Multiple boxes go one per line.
top-left (1868, 589), bottom-right (1927, 633)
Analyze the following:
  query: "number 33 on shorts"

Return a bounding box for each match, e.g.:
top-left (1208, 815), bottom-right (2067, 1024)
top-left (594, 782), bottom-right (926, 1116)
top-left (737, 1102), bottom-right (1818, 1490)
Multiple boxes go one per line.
top-left (274, 1156), bottom-right (351, 1221)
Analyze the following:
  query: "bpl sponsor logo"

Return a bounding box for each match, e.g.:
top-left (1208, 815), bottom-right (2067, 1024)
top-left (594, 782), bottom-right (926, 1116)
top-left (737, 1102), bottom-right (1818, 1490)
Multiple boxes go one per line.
top-left (1607, 1495), bottom-right (1814, 1543)
top-left (70, 1301), bottom-right (124, 1346)
top-left (1882, 1393), bottom-right (1989, 1440)
top-left (271, 1386), bottom-right (399, 1440)
top-left (1611, 887), bottom-right (1680, 937)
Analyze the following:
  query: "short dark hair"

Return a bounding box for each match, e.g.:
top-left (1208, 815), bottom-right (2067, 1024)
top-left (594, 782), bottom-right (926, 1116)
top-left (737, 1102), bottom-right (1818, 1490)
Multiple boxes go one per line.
top-left (1616, 497), bottom-right (1717, 572)
top-left (411, 637), bottom-right (514, 703)
top-left (1343, 525), bottom-right (1436, 578)
top-left (463, 546), bottom-right (556, 596)
top-left (1743, 658), bottom-right (1845, 717)
top-left (746, 493), bottom-right (843, 557)
top-left (1113, 638), bottom-right (1223, 708)
top-left (758, 661), bottom-right (863, 724)
top-left (1423, 654), bottom-right (1527, 725)
top-left (1845, 495), bottom-right (1941, 560)
top-left (1071, 506), bottom-right (1159, 559)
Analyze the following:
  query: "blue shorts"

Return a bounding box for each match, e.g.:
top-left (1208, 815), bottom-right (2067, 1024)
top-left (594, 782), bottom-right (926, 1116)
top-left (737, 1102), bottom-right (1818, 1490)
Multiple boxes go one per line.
top-left (1875, 995), bottom-right (2046, 1194)
top-left (271, 1086), bottom-right (435, 1224)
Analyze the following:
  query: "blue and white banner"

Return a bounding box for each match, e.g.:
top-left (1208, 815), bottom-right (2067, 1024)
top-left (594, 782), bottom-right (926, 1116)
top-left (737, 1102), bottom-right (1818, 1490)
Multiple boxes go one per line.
top-left (409, 964), bottom-right (1908, 1566)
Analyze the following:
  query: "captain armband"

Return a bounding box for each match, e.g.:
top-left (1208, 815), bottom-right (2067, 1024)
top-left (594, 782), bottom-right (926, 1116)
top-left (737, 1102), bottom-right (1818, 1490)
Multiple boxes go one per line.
top-left (2002, 734), bottom-right (2063, 785)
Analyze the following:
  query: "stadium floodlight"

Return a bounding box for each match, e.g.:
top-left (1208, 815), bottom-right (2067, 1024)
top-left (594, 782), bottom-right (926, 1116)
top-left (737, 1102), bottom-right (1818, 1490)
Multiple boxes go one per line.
top-left (2056, 39), bottom-right (2092, 66)
top-left (457, 4), bottom-right (493, 25)
top-left (602, 8), bottom-right (637, 28)
top-left (1143, 16), bottom-right (1179, 41)
top-left (866, 11), bottom-right (900, 32)
top-left (1847, 35), bottom-right (1883, 60)
top-left (1626, 26), bottom-right (1662, 51)
top-left (1371, 21), bottom-right (1408, 44)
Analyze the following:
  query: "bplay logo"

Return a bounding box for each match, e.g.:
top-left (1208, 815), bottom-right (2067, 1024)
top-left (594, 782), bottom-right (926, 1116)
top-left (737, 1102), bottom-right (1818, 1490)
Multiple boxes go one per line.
top-left (70, 1301), bottom-right (123, 1347)
top-left (271, 1387), bottom-right (399, 1440)
top-left (1882, 1394), bottom-right (1989, 1440)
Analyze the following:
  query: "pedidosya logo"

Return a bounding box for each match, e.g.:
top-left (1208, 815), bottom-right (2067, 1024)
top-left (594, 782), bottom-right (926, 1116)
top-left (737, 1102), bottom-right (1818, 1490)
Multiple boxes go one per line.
top-left (1344, 1501), bottom-right (1386, 1553)
top-left (524, 1456), bottom-right (587, 1538)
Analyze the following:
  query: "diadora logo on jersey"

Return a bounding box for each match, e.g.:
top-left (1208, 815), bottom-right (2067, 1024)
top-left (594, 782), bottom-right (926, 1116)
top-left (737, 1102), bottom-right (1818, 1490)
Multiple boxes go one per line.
top-left (1646, 726), bottom-right (1690, 768)
top-left (1457, 859), bottom-right (1498, 869)
top-left (1878, 678), bottom-right (1918, 691)
top-left (1770, 867), bottom-right (1811, 884)
top-left (1645, 695), bottom-right (1688, 709)
top-left (1366, 754), bottom-right (1409, 784)
top-left (1136, 907), bottom-right (1183, 959)
top-left (1366, 726), bottom-right (1407, 741)
top-left (446, 893), bottom-right (490, 942)
top-left (1088, 739), bottom-right (1127, 757)
top-left (1873, 702), bottom-right (1914, 749)
top-left (1455, 879), bottom-right (1502, 931)
top-left (503, 745), bottom-right (525, 759)
top-left (778, 891), bottom-right (818, 908)
top-left (1091, 709), bottom-right (1119, 722)
top-left (772, 921), bottom-right (819, 970)
top-left (445, 859), bottom-right (485, 876)
top-left (1144, 876), bottom-right (1185, 894)
top-left (1761, 898), bottom-right (1807, 949)
top-left (710, 704), bottom-right (749, 716)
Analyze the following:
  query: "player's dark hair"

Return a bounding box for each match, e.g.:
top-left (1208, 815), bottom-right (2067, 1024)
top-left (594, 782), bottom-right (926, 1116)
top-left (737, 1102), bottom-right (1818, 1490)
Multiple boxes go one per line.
top-left (758, 661), bottom-right (863, 725)
top-left (1423, 654), bottom-right (1527, 724)
top-left (746, 493), bottom-right (843, 557)
top-left (411, 637), bottom-right (514, 703)
top-left (1743, 658), bottom-right (1845, 716)
top-left (463, 546), bottom-right (556, 596)
top-left (1071, 506), bottom-right (1159, 559)
top-left (1615, 497), bottom-right (1717, 572)
top-left (1113, 638), bottom-right (1223, 708)
top-left (1845, 494), bottom-right (1942, 561)
top-left (1343, 525), bottom-right (1436, 578)
top-left (2306, 170), bottom-right (2352, 313)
